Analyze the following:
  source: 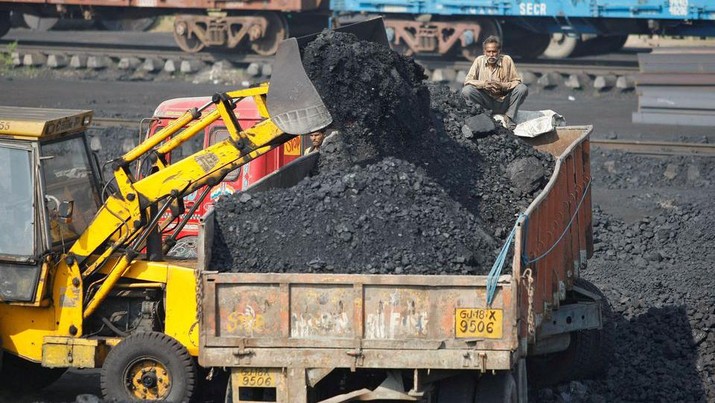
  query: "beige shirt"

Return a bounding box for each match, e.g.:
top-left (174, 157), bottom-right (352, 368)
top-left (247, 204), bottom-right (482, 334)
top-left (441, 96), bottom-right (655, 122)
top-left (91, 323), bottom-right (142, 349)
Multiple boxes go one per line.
top-left (464, 55), bottom-right (522, 101)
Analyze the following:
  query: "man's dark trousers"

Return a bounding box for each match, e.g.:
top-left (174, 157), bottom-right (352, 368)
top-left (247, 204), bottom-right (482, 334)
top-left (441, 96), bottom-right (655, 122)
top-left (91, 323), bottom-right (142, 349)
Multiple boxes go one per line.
top-left (461, 83), bottom-right (528, 119)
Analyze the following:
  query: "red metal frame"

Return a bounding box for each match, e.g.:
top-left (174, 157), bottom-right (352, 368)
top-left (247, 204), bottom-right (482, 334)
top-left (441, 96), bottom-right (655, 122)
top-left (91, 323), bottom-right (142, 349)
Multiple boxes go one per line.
top-left (148, 96), bottom-right (303, 241)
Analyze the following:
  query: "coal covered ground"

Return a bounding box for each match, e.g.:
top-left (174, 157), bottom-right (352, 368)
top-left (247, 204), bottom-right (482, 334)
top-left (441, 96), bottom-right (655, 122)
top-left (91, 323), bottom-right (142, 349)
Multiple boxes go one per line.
top-left (534, 151), bottom-right (715, 403)
top-left (209, 31), bottom-right (552, 275)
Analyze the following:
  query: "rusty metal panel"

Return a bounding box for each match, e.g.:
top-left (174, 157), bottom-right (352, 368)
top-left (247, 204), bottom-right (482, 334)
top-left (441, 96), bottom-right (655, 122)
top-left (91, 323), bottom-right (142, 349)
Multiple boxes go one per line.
top-left (213, 283), bottom-right (283, 339)
top-left (516, 126), bottom-right (592, 330)
top-left (200, 273), bottom-right (518, 369)
top-left (290, 284), bottom-right (354, 338)
top-left (203, 347), bottom-right (514, 371)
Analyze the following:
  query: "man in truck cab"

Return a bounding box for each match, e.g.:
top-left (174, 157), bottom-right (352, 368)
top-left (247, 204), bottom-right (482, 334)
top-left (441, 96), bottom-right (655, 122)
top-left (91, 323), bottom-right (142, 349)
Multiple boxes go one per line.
top-left (460, 35), bottom-right (528, 130)
top-left (304, 129), bottom-right (326, 155)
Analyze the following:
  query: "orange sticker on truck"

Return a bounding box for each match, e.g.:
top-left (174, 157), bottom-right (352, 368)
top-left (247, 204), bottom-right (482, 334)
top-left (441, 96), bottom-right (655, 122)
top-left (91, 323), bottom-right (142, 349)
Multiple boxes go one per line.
top-left (283, 136), bottom-right (301, 156)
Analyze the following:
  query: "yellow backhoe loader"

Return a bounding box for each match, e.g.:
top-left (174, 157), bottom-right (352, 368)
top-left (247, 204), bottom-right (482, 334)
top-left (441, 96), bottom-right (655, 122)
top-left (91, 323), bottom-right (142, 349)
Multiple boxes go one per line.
top-left (0, 18), bottom-right (387, 401)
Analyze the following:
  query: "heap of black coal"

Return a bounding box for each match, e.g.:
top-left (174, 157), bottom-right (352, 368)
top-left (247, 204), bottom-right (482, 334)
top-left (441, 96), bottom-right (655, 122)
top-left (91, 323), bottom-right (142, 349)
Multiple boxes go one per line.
top-left (211, 158), bottom-right (495, 274)
top-left (210, 31), bottom-right (553, 274)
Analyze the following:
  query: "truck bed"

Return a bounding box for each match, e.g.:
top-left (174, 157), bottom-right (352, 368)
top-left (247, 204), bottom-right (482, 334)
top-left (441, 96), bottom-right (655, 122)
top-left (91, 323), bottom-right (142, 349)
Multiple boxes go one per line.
top-left (198, 125), bottom-right (593, 373)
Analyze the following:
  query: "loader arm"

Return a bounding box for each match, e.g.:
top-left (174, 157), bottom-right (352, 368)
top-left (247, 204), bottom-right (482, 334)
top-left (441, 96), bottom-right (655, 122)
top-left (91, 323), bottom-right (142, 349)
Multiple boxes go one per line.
top-left (60, 37), bottom-right (333, 322)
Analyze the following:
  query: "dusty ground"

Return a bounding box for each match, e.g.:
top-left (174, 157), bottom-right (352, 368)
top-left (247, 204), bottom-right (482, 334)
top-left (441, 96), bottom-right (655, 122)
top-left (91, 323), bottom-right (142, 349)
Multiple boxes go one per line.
top-left (0, 39), bottom-right (713, 402)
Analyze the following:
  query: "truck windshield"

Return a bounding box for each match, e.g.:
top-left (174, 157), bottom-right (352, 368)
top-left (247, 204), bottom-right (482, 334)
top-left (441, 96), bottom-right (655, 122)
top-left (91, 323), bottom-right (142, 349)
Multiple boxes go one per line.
top-left (41, 136), bottom-right (101, 245)
top-left (0, 145), bottom-right (34, 257)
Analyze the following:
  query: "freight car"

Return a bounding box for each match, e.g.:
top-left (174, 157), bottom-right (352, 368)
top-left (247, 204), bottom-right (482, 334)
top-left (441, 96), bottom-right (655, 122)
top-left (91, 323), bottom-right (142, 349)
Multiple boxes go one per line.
top-left (0, 1), bottom-right (330, 54)
top-left (1, 0), bottom-right (714, 58)
top-left (332, 0), bottom-right (715, 59)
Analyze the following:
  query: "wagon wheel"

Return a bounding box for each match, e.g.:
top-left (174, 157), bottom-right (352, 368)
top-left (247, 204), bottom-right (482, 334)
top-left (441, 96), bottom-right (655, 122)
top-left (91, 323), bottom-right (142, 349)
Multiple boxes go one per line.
top-left (461, 19), bottom-right (501, 61)
top-left (250, 12), bottom-right (288, 56)
top-left (101, 332), bottom-right (197, 402)
top-left (390, 41), bottom-right (414, 58)
top-left (508, 33), bottom-right (551, 60)
top-left (0, 11), bottom-right (10, 38)
top-left (99, 16), bottom-right (157, 32)
top-left (542, 33), bottom-right (579, 59)
top-left (174, 20), bottom-right (205, 53)
top-left (23, 12), bottom-right (58, 31)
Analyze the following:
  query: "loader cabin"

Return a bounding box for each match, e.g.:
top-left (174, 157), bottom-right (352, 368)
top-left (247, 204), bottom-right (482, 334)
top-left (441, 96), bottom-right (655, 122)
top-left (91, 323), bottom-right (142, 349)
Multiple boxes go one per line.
top-left (0, 107), bottom-right (102, 302)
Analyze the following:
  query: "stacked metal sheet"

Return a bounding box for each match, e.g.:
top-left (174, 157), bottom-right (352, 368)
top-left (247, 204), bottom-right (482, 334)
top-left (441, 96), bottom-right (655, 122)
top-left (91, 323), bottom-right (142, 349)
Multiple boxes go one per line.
top-left (632, 48), bottom-right (715, 126)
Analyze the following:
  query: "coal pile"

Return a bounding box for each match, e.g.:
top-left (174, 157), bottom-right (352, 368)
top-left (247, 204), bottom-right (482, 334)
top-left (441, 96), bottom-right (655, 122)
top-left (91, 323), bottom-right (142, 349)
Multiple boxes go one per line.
top-left (535, 151), bottom-right (715, 402)
top-left (592, 149), bottom-right (713, 190)
top-left (210, 31), bottom-right (554, 275)
top-left (301, 30), bottom-right (432, 169)
top-left (211, 158), bottom-right (496, 274)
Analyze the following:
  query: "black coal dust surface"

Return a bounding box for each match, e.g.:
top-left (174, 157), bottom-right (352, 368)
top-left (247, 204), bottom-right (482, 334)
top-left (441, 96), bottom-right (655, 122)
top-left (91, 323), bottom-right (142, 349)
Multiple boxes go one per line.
top-left (535, 151), bottom-right (715, 402)
top-left (210, 31), bottom-right (553, 275)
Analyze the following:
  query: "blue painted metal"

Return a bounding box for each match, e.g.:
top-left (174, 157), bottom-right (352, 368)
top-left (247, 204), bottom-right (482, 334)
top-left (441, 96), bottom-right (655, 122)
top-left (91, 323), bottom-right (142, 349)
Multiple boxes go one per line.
top-left (332, 0), bottom-right (715, 21)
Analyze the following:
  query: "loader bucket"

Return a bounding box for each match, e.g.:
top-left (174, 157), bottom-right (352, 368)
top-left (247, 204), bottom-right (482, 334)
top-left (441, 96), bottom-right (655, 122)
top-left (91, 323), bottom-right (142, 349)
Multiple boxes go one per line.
top-left (295, 17), bottom-right (389, 49)
top-left (267, 17), bottom-right (389, 135)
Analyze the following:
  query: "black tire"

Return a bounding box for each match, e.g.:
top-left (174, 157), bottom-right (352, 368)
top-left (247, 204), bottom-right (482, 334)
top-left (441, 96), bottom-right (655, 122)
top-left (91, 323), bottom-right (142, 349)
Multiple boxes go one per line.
top-left (568, 278), bottom-right (614, 379)
top-left (0, 353), bottom-right (66, 391)
top-left (437, 373), bottom-right (477, 402)
top-left (528, 279), bottom-right (613, 386)
top-left (474, 372), bottom-right (517, 403)
top-left (101, 332), bottom-right (197, 402)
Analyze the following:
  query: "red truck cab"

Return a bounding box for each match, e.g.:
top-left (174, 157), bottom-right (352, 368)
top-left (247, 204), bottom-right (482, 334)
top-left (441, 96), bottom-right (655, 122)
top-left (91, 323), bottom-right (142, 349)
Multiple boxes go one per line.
top-left (147, 96), bottom-right (305, 254)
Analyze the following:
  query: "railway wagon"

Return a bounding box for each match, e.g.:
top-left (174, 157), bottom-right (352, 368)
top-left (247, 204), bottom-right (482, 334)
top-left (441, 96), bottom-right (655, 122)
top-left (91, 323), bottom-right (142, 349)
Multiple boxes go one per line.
top-left (1, 0), bottom-right (714, 58)
top-left (197, 126), bottom-right (610, 402)
top-left (0, 0), bottom-right (330, 54)
top-left (332, 0), bottom-right (715, 59)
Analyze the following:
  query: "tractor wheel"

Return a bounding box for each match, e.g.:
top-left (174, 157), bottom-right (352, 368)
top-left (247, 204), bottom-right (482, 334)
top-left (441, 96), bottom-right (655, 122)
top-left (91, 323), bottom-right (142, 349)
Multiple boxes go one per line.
top-left (528, 279), bottom-right (613, 386)
top-left (0, 353), bottom-right (66, 391)
top-left (101, 332), bottom-right (197, 402)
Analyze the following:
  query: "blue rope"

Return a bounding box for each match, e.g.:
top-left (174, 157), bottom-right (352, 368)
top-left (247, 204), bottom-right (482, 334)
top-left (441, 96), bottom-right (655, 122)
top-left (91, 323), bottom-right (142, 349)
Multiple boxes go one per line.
top-left (486, 214), bottom-right (523, 307)
top-left (522, 179), bottom-right (592, 266)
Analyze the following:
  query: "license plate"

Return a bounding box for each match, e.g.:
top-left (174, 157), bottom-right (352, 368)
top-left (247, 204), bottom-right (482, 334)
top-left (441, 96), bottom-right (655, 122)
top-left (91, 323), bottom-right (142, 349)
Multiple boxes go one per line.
top-left (455, 308), bottom-right (503, 338)
top-left (236, 368), bottom-right (275, 387)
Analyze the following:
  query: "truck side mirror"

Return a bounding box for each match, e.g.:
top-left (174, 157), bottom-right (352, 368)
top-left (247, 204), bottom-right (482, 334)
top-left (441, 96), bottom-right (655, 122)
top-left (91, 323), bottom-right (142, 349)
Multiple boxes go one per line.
top-left (58, 200), bottom-right (74, 223)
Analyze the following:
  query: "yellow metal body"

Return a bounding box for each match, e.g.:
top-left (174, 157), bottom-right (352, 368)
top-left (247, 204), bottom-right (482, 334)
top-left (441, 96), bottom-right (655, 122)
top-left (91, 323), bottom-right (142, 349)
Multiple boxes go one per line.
top-left (0, 106), bottom-right (92, 140)
top-left (0, 85), bottom-right (302, 368)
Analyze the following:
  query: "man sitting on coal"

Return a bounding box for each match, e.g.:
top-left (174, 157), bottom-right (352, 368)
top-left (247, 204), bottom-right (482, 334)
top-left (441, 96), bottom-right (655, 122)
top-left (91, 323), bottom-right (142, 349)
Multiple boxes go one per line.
top-left (461, 35), bottom-right (528, 130)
